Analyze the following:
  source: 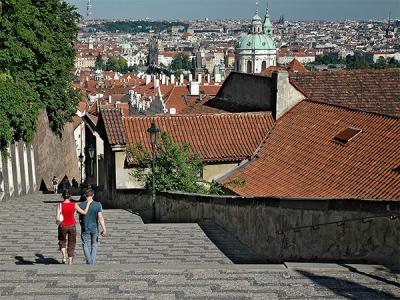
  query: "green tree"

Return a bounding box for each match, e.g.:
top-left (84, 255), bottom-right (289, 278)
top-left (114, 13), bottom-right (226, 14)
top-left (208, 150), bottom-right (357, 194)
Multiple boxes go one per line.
top-left (374, 56), bottom-right (387, 69)
top-left (105, 56), bottom-right (128, 72)
top-left (0, 0), bottom-right (80, 151)
top-left (170, 53), bottom-right (192, 74)
top-left (95, 54), bottom-right (106, 70)
top-left (345, 53), bottom-right (369, 69)
top-left (128, 131), bottom-right (221, 195)
top-left (387, 57), bottom-right (400, 68)
top-left (0, 75), bottom-right (41, 151)
top-left (118, 56), bottom-right (128, 73)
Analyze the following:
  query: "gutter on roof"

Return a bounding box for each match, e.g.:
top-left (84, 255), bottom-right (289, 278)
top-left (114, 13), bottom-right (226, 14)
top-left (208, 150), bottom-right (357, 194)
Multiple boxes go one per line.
top-left (111, 145), bottom-right (126, 151)
top-left (214, 156), bottom-right (257, 183)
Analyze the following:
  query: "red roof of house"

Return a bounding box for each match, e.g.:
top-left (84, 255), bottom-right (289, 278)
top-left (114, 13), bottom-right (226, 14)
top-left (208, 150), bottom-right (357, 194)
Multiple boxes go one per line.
top-left (287, 58), bottom-right (309, 73)
top-left (100, 109), bottom-right (127, 145)
top-left (123, 112), bottom-right (275, 163)
top-left (289, 68), bottom-right (400, 118)
top-left (164, 85), bottom-right (221, 113)
top-left (220, 100), bottom-right (400, 200)
top-left (71, 116), bottom-right (83, 130)
top-left (260, 59), bottom-right (309, 76)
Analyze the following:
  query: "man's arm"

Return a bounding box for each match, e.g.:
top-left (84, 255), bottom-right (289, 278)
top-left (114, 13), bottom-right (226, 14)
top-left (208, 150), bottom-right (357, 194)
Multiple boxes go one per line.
top-left (98, 212), bottom-right (107, 236)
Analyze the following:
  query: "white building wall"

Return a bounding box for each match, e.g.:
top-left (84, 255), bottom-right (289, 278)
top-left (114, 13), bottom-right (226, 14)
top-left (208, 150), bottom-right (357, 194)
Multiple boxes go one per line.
top-left (30, 145), bottom-right (36, 191)
top-left (0, 157), bottom-right (4, 201)
top-left (23, 143), bottom-right (30, 193)
top-left (7, 146), bottom-right (14, 197)
top-left (14, 143), bottom-right (22, 195)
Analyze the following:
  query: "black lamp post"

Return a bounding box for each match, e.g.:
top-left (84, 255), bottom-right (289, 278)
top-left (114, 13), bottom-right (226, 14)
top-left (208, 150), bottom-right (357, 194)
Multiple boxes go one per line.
top-left (88, 144), bottom-right (95, 177)
top-left (78, 152), bottom-right (84, 186)
top-left (147, 122), bottom-right (160, 217)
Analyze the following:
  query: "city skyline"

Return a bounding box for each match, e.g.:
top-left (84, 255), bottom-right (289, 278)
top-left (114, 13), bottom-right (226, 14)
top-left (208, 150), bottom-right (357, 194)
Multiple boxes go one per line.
top-left (66, 0), bottom-right (399, 21)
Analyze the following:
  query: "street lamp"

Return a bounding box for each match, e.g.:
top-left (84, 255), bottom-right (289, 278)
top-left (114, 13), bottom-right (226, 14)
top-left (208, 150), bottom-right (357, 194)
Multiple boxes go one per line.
top-left (88, 144), bottom-right (95, 177)
top-left (147, 122), bottom-right (160, 218)
top-left (78, 152), bottom-right (84, 186)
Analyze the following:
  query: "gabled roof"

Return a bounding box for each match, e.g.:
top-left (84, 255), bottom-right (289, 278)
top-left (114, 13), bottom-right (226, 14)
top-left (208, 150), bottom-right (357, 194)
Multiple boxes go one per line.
top-left (124, 113), bottom-right (275, 163)
top-left (220, 100), bottom-right (400, 200)
top-left (287, 58), bottom-right (309, 73)
top-left (164, 85), bottom-right (221, 113)
top-left (100, 109), bottom-right (127, 145)
top-left (289, 68), bottom-right (400, 118)
top-left (260, 59), bottom-right (308, 76)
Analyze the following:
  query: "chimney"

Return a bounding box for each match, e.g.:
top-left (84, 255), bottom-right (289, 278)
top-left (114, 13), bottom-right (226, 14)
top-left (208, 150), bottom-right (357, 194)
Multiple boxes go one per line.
top-left (190, 81), bottom-right (200, 96)
top-left (108, 95), bottom-right (112, 104)
top-left (207, 74), bottom-right (211, 84)
top-left (154, 79), bottom-right (160, 89)
top-left (145, 74), bottom-right (151, 85)
top-left (197, 74), bottom-right (202, 83)
top-left (161, 74), bottom-right (166, 85)
top-left (272, 70), bottom-right (305, 120)
top-left (188, 73), bottom-right (193, 82)
top-left (215, 73), bottom-right (221, 83)
top-left (179, 74), bottom-right (184, 85)
top-left (171, 74), bottom-right (175, 85)
top-left (166, 78), bottom-right (169, 86)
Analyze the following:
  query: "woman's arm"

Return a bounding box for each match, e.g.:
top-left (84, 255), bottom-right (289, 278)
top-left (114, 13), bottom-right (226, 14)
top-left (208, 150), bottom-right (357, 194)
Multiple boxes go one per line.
top-left (56, 204), bottom-right (61, 223)
top-left (75, 201), bottom-right (92, 215)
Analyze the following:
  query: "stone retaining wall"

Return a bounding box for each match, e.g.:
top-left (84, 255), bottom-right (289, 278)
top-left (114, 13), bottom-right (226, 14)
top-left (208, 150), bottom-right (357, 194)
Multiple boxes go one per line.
top-left (0, 111), bottom-right (80, 201)
top-left (155, 192), bottom-right (400, 265)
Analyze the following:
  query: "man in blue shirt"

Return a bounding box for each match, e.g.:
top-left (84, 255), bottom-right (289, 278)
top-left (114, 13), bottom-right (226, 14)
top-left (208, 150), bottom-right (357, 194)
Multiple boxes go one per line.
top-left (79, 189), bottom-right (107, 265)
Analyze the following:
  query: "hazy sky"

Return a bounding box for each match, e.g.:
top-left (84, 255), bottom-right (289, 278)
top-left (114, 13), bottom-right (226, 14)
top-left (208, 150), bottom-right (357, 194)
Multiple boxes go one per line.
top-left (66, 0), bottom-right (399, 21)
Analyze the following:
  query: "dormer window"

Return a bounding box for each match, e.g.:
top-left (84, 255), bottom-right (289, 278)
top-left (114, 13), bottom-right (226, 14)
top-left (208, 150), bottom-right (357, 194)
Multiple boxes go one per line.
top-left (332, 127), bottom-right (362, 145)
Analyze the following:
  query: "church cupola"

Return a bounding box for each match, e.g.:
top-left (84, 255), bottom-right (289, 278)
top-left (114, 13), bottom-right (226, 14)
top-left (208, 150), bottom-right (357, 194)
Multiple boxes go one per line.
top-left (263, 3), bottom-right (273, 35)
top-left (251, 2), bottom-right (263, 34)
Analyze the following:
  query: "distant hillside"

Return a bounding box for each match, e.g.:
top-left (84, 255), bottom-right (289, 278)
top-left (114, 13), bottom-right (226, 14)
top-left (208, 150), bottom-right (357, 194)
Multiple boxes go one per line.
top-left (87, 20), bottom-right (189, 33)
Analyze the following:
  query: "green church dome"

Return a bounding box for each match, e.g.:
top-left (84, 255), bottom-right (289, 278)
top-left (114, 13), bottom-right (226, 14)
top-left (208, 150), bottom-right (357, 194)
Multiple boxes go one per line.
top-left (236, 33), bottom-right (275, 50)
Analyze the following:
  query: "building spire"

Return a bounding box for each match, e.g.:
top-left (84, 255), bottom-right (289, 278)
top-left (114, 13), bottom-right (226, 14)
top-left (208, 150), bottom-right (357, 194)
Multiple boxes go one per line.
top-left (266, 1), bottom-right (269, 16)
top-left (256, 1), bottom-right (259, 15)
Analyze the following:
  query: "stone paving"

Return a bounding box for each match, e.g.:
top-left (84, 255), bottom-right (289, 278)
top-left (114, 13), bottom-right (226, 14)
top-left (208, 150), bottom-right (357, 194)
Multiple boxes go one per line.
top-left (0, 193), bottom-right (399, 299)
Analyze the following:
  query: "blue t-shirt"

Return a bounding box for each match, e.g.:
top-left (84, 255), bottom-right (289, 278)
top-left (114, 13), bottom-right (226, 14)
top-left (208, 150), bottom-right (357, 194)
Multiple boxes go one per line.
top-left (79, 201), bottom-right (103, 232)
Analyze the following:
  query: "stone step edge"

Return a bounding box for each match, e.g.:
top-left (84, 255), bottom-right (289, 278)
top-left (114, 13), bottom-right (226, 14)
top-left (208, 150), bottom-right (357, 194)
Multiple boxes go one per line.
top-left (1, 263), bottom-right (397, 272)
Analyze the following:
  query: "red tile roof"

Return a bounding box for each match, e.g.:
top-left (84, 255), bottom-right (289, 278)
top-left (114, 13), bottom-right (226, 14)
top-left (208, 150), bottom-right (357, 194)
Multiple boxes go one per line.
top-left (287, 58), bottom-right (309, 73)
top-left (100, 109), bottom-right (127, 145)
top-left (163, 85), bottom-right (221, 113)
top-left (123, 113), bottom-right (275, 163)
top-left (260, 59), bottom-right (309, 76)
top-left (71, 116), bottom-right (83, 130)
top-left (221, 100), bottom-right (400, 200)
top-left (180, 96), bottom-right (228, 114)
top-left (289, 68), bottom-right (400, 118)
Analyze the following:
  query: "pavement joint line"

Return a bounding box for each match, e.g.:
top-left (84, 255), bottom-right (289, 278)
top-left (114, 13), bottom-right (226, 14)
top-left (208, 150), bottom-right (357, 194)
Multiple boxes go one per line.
top-left (0, 264), bottom-right (288, 271)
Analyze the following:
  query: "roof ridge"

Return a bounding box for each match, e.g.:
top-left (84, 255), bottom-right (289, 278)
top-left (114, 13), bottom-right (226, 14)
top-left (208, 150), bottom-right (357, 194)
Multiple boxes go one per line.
top-left (122, 112), bottom-right (274, 120)
top-left (304, 99), bottom-right (400, 120)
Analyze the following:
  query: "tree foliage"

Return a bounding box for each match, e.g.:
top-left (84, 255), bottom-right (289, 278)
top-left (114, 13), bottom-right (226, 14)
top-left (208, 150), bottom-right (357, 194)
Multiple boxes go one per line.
top-left (105, 56), bottom-right (128, 73)
top-left (95, 54), bottom-right (106, 70)
top-left (128, 131), bottom-right (222, 195)
top-left (170, 54), bottom-right (192, 75)
top-left (0, 0), bottom-right (80, 151)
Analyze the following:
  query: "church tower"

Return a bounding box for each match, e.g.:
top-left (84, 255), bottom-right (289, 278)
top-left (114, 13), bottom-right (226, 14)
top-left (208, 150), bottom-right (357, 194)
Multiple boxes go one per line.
top-left (235, 2), bottom-right (276, 74)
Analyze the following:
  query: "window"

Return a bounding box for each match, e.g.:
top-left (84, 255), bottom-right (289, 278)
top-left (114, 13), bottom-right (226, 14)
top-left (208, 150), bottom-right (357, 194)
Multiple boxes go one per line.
top-left (247, 61), bottom-right (252, 73)
top-left (332, 127), bottom-right (362, 145)
top-left (261, 61), bottom-right (267, 70)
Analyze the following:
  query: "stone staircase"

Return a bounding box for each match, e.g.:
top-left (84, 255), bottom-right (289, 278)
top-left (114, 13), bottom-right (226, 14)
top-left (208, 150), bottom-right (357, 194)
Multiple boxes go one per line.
top-left (0, 194), bottom-right (398, 299)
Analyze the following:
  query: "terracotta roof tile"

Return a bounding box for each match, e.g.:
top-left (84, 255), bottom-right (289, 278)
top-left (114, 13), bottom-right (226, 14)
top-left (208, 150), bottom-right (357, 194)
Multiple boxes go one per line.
top-left (290, 68), bottom-right (400, 117)
top-left (124, 113), bottom-right (275, 163)
top-left (221, 100), bottom-right (400, 200)
top-left (100, 109), bottom-right (127, 145)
